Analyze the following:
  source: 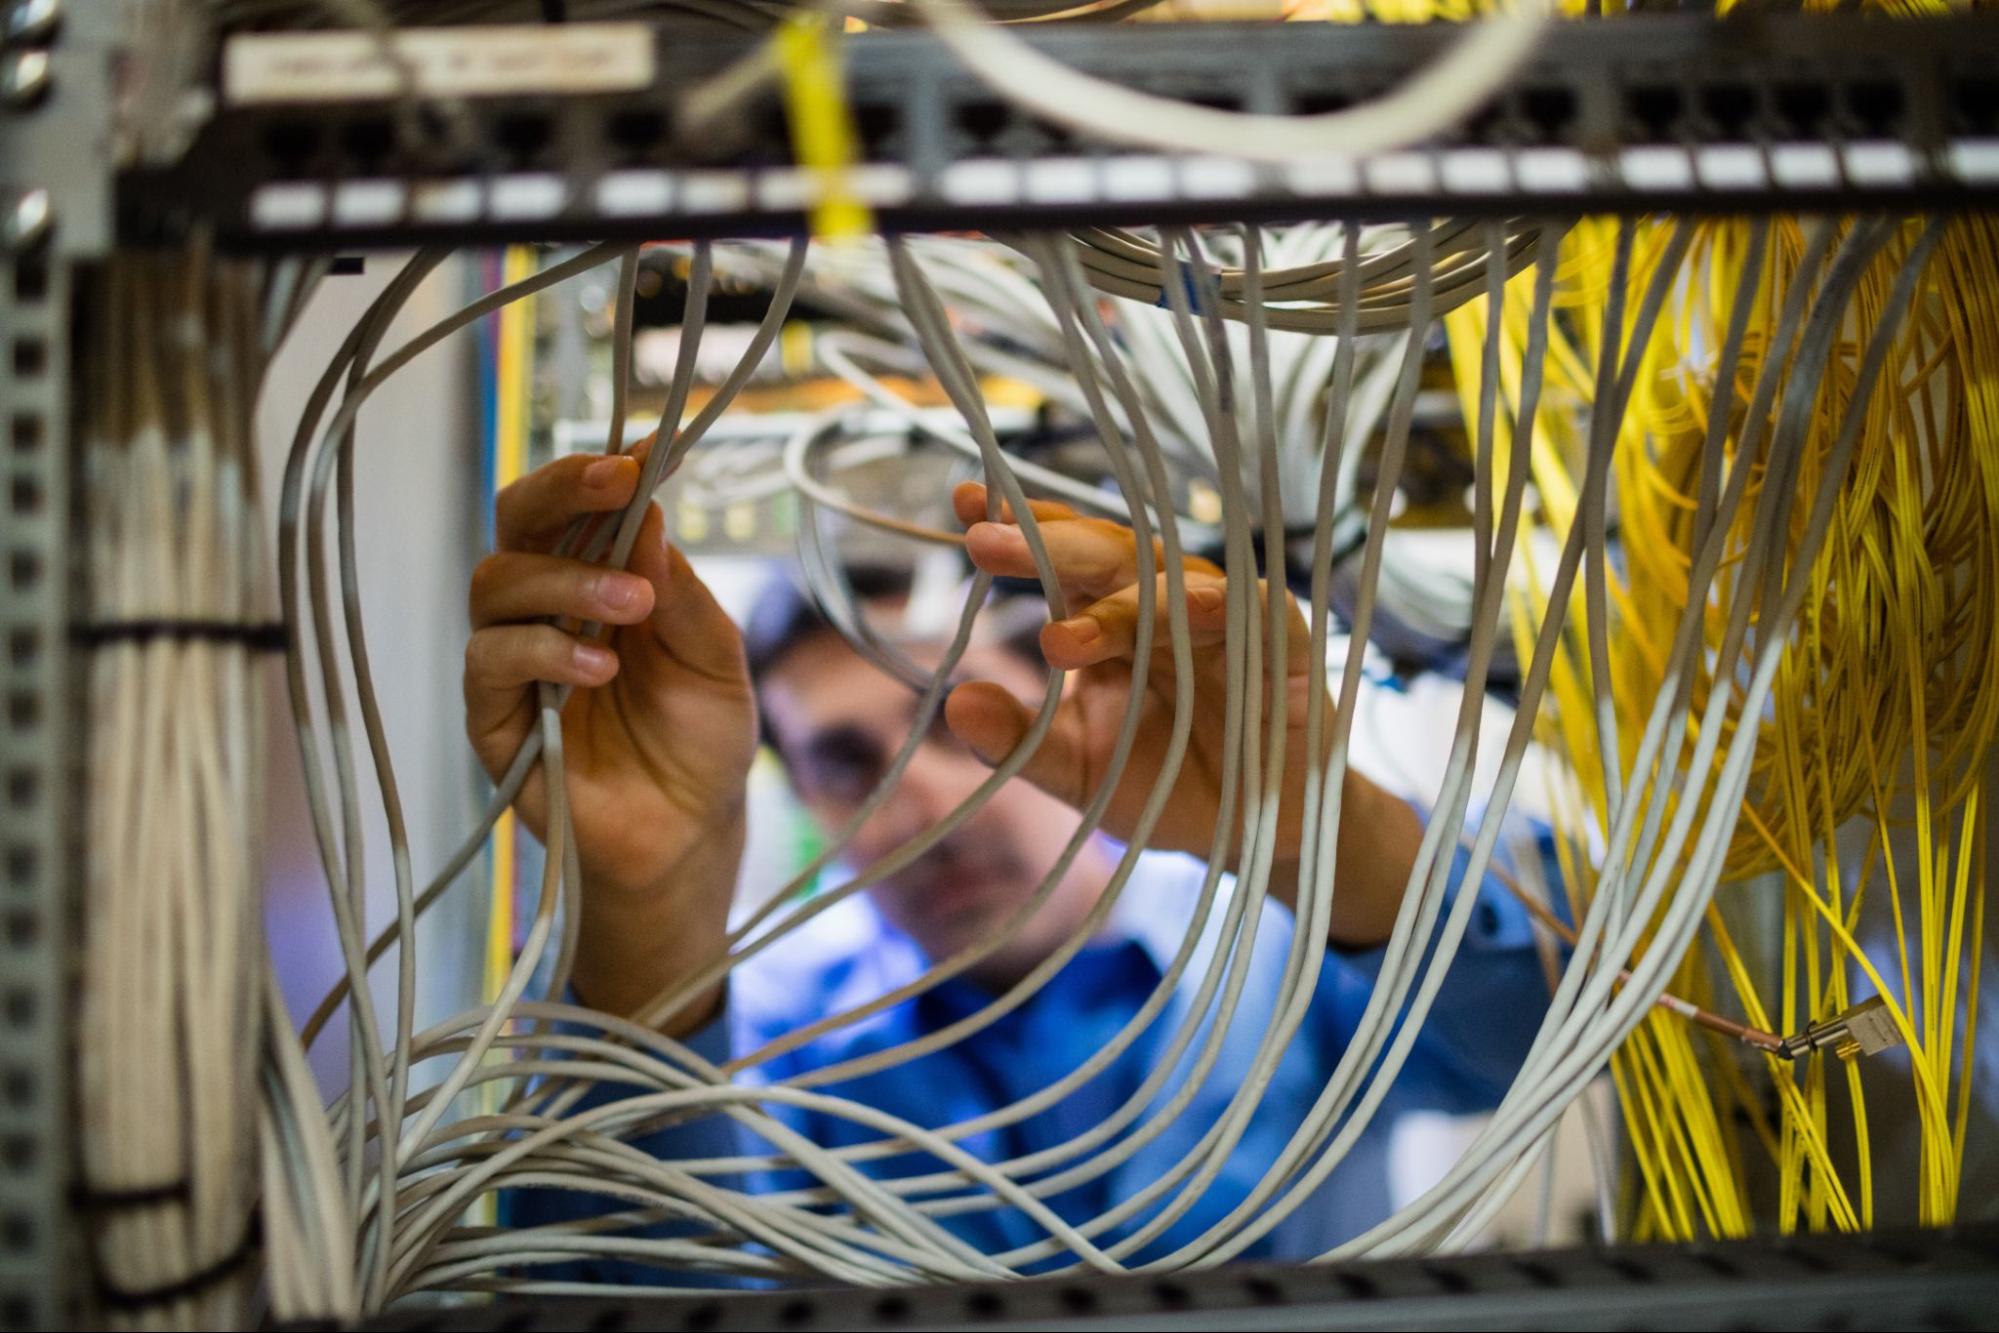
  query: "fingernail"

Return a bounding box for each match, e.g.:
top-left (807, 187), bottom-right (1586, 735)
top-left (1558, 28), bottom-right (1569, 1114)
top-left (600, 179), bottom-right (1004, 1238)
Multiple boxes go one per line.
top-left (583, 457), bottom-right (624, 488)
top-left (1191, 585), bottom-right (1225, 613)
top-left (572, 643), bottom-right (615, 677)
top-left (594, 574), bottom-right (642, 611)
top-left (1062, 616), bottom-right (1101, 645)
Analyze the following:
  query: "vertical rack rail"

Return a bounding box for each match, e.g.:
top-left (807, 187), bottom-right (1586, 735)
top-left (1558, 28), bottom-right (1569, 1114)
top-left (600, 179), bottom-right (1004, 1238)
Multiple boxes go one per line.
top-left (0, 0), bottom-right (112, 1326)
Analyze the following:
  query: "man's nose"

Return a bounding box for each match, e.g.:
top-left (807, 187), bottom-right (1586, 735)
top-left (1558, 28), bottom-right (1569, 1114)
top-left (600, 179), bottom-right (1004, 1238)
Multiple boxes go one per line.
top-left (866, 740), bottom-right (971, 848)
top-left (851, 745), bottom-right (939, 852)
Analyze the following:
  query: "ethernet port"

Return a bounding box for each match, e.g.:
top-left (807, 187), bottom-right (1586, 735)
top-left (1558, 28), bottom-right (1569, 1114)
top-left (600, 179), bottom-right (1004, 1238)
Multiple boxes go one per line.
top-left (1845, 79), bottom-right (1906, 138)
top-left (341, 115), bottom-right (396, 172)
top-left (1701, 81), bottom-right (1761, 140)
top-left (606, 107), bottom-right (667, 163)
top-left (262, 119), bottom-right (322, 179)
top-left (1775, 83), bottom-right (1831, 140)
top-left (1626, 85), bottom-right (1684, 144)
top-left (493, 112), bottom-right (553, 168)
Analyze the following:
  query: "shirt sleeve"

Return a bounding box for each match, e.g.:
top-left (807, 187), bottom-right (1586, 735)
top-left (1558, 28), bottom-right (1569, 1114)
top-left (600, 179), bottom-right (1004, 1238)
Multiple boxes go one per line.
top-left (498, 990), bottom-right (760, 1289)
top-left (1314, 804), bottom-right (1563, 1115)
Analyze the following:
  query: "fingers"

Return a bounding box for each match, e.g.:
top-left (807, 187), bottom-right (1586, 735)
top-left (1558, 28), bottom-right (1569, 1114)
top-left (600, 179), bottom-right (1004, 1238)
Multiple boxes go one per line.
top-left (954, 483), bottom-right (1304, 677)
top-left (956, 481), bottom-right (1219, 607)
top-left (1050, 575), bottom-right (1316, 675)
top-left (951, 480), bottom-right (1077, 528)
top-left (1040, 572), bottom-right (1229, 669)
top-left (469, 551), bottom-right (655, 630)
top-left (963, 517), bottom-right (1142, 603)
top-left (464, 623), bottom-right (620, 766)
top-left (466, 623), bottom-right (619, 695)
top-left (494, 437), bottom-right (655, 553)
top-left (464, 502), bottom-right (747, 777)
top-left (943, 681), bottom-right (1089, 810)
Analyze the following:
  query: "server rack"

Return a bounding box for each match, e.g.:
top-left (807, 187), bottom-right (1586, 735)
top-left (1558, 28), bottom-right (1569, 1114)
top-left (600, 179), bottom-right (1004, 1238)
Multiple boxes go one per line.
top-left (7, 5), bottom-right (1999, 1326)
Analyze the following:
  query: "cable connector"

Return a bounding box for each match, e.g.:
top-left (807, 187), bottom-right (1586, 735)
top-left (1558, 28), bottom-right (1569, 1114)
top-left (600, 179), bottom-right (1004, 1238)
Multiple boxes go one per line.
top-left (1778, 996), bottom-right (1903, 1062)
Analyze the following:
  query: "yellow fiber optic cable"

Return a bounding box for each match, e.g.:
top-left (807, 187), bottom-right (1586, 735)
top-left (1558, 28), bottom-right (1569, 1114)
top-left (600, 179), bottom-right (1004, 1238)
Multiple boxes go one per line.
top-left (1447, 209), bottom-right (1996, 1239)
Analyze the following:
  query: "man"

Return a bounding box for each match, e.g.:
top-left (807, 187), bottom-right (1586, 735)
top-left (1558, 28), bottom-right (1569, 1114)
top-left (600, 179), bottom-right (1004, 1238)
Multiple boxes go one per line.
top-left (465, 446), bottom-right (1553, 1277)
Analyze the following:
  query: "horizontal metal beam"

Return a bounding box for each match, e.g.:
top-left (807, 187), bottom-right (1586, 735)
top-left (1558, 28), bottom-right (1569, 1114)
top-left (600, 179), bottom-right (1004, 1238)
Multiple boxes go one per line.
top-left (344, 1221), bottom-right (1999, 1332)
top-left (125, 12), bottom-right (1999, 248)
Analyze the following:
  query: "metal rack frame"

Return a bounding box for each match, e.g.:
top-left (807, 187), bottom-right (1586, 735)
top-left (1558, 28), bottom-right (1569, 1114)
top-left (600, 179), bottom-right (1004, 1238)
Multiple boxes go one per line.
top-left (350, 1221), bottom-right (1999, 1332)
top-left (1, 0), bottom-right (117, 1325)
top-left (7, 5), bottom-right (1999, 1328)
top-left (128, 11), bottom-right (1999, 248)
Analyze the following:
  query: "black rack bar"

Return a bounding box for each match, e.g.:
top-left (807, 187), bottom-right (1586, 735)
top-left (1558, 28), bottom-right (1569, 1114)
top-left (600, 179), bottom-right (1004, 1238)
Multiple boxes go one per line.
top-left (126, 12), bottom-right (1999, 249)
top-left (344, 1221), bottom-right (1999, 1331)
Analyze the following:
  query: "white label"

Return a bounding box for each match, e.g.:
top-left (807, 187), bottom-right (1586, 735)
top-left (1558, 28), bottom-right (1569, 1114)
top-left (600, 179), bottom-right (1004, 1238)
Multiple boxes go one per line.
top-left (1515, 148), bottom-right (1587, 193)
top-left (250, 183), bottom-right (325, 230)
top-left (1024, 157), bottom-right (1098, 204)
top-left (1950, 139), bottom-right (1999, 184)
top-left (757, 167), bottom-right (818, 211)
top-left (490, 173), bottom-right (566, 219)
top-left (1365, 151), bottom-right (1436, 195)
top-left (1770, 143), bottom-right (1839, 189)
top-left (332, 179), bottom-right (405, 226)
top-left (942, 159), bottom-right (1021, 205)
top-left (1440, 148), bottom-right (1511, 195)
top-left (1101, 156), bottom-right (1175, 202)
top-left (848, 163), bottom-right (914, 207)
top-left (680, 170), bottom-right (751, 213)
top-left (1619, 146), bottom-right (1694, 193)
top-left (1287, 155), bottom-right (1360, 196)
top-left (1845, 140), bottom-right (1915, 186)
top-left (224, 24), bottom-right (653, 105)
top-left (597, 169), bottom-right (674, 217)
top-left (1696, 145), bottom-right (1765, 191)
top-left (411, 179), bottom-right (482, 222)
top-left (1180, 155), bottom-right (1255, 199)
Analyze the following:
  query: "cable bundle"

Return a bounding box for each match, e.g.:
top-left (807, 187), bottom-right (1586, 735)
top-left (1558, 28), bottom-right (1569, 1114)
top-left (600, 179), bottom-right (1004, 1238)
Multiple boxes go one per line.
top-left (77, 250), bottom-right (273, 1328)
top-left (79, 6), bottom-right (1988, 1325)
top-left (691, 230), bottom-right (1487, 649)
top-left (78, 222), bottom-right (1984, 1333)
top-left (209, 203), bottom-right (1942, 1320)
top-left (1444, 214), bottom-right (1992, 1240)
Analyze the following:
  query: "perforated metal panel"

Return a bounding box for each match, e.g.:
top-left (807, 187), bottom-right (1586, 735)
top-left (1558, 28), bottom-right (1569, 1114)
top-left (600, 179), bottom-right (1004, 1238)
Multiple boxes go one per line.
top-left (1, 1), bottom-right (115, 1324)
top-left (0, 221), bottom-right (72, 1333)
top-left (129, 12), bottom-right (1999, 248)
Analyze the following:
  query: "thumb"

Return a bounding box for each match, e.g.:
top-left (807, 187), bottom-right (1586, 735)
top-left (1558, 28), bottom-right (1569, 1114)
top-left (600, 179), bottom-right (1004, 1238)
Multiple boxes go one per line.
top-left (627, 504), bottom-right (747, 683)
top-left (945, 680), bottom-right (1087, 811)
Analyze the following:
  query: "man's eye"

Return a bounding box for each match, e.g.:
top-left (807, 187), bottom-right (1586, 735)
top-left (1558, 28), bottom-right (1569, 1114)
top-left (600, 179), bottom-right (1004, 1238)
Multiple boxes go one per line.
top-left (802, 730), bottom-right (887, 801)
top-left (818, 759), bottom-right (880, 802)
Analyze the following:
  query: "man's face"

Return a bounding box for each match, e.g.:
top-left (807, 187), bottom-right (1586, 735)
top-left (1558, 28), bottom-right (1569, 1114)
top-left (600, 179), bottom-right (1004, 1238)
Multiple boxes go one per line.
top-left (759, 629), bottom-right (1109, 984)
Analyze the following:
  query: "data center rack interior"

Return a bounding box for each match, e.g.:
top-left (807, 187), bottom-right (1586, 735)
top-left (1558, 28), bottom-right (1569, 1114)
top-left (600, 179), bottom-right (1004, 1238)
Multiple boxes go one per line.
top-left (8, 2), bottom-right (1999, 1329)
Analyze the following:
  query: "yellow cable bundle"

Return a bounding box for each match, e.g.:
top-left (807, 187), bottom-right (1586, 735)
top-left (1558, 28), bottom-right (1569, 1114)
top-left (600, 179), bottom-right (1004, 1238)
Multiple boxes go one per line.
top-left (1445, 213), bottom-right (1999, 1239)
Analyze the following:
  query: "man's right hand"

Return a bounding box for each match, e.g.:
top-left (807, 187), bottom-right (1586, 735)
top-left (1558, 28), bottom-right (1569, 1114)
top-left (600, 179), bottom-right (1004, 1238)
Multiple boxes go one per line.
top-left (464, 444), bottom-right (756, 1029)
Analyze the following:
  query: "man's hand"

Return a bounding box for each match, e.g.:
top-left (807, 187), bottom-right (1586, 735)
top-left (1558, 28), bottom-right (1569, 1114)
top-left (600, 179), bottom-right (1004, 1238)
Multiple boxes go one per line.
top-left (943, 481), bottom-right (1420, 947)
top-left (464, 444), bottom-right (755, 1026)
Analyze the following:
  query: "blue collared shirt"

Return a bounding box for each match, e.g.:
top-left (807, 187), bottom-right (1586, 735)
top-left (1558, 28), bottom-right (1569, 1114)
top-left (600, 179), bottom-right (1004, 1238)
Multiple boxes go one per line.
top-left (504, 819), bottom-right (1557, 1283)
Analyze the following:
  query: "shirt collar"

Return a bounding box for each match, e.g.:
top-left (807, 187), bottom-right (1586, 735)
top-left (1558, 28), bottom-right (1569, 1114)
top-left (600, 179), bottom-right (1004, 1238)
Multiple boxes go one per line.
top-left (1099, 844), bottom-right (1237, 977)
top-left (833, 842), bottom-right (1233, 991)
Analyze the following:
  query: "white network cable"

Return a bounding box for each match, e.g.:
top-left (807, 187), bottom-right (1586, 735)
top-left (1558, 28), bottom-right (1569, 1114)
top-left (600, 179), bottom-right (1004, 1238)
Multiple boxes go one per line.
top-left (695, 231), bottom-right (1487, 645)
top-left (225, 211), bottom-right (1936, 1317)
top-left (910, 0), bottom-right (1550, 163)
top-left (78, 251), bottom-right (276, 1327)
top-left (80, 198), bottom-right (1936, 1325)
